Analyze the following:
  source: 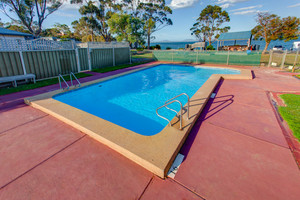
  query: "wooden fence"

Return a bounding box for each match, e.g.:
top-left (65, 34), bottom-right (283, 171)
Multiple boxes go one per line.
top-left (0, 47), bottom-right (130, 79)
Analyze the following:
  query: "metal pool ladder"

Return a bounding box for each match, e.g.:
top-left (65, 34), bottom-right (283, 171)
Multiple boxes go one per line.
top-left (58, 72), bottom-right (81, 90)
top-left (70, 72), bottom-right (81, 87)
top-left (58, 74), bottom-right (69, 90)
top-left (156, 93), bottom-right (190, 130)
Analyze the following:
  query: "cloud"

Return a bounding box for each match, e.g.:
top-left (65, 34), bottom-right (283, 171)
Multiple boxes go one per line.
top-left (169, 0), bottom-right (200, 9)
top-left (220, 3), bottom-right (230, 9)
top-left (59, 1), bottom-right (81, 11)
top-left (233, 10), bottom-right (258, 15)
top-left (55, 11), bottom-right (77, 18)
top-left (217, 0), bottom-right (250, 3)
top-left (216, 0), bottom-right (250, 9)
top-left (288, 3), bottom-right (300, 8)
top-left (231, 5), bottom-right (262, 12)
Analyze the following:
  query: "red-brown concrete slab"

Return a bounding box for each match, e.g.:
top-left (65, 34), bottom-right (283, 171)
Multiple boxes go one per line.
top-left (0, 136), bottom-right (152, 200)
top-left (215, 80), bottom-right (272, 109)
top-left (177, 122), bottom-right (300, 200)
top-left (0, 106), bottom-right (48, 134)
top-left (141, 177), bottom-right (203, 200)
top-left (0, 115), bottom-right (84, 188)
top-left (252, 69), bottom-right (300, 92)
top-left (202, 95), bottom-right (288, 148)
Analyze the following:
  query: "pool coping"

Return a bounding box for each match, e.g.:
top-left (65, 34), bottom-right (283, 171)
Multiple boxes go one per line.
top-left (24, 63), bottom-right (252, 178)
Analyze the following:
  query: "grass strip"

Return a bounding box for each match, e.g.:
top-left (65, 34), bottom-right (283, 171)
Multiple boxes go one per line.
top-left (278, 94), bottom-right (300, 141)
top-left (92, 61), bottom-right (151, 73)
top-left (0, 72), bottom-right (92, 96)
top-left (132, 53), bottom-right (154, 59)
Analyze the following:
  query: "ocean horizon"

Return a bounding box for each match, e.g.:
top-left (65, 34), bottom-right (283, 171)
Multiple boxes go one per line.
top-left (151, 39), bottom-right (299, 51)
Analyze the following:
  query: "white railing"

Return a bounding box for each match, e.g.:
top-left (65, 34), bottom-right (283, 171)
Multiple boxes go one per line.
top-left (0, 39), bottom-right (74, 51)
top-left (0, 39), bottom-right (129, 52)
top-left (77, 42), bottom-right (129, 49)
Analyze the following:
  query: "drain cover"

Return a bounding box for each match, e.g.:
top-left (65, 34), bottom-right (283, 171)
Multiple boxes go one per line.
top-left (167, 153), bottom-right (184, 178)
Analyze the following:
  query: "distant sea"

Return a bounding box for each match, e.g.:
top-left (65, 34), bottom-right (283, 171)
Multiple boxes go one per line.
top-left (151, 39), bottom-right (299, 50)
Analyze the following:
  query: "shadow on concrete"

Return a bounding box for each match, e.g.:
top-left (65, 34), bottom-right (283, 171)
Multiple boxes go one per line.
top-left (251, 70), bottom-right (256, 79)
top-left (179, 79), bottom-right (235, 161)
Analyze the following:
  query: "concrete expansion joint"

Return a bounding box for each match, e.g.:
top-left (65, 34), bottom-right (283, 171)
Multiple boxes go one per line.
top-left (0, 114), bottom-right (49, 135)
top-left (167, 177), bottom-right (206, 200)
top-left (137, 176), bottom-right (154, 200)
top-left (207, 122), bottom-right (289, 150)
top-left (0, 134), bottom-right (86, 190)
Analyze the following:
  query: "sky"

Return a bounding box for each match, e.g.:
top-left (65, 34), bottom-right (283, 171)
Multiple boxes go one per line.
top-left (0, 0), bottom-right (300, 42)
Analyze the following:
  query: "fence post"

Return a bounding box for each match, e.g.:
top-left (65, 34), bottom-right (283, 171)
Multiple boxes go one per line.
top-left (280, 50), bottom-right (287, 69)
top-left (292, 50), bottom-right (299, 72)
top-left (196, 50), bottom-right (198, 64)
top-left (129, 47), bottom-right (132, 64)
top-left (227, 49), bottom-right (230, 65)
top-left (268, 50), bottom-right (273, 67)
top-left (87, 42), bottom-right (92, 71)
top-left (19, 51), bottom-right (27, 75)
top-left (172, 50), bottom-right (174, 63)
top-left (75, 48), bottom-right (81, 72)
top-left (112, 46), bottom-right (115, 66)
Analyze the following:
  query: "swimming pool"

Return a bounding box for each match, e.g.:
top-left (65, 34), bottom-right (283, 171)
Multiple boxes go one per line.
top-left (54, 64), bottom-right (239, 135)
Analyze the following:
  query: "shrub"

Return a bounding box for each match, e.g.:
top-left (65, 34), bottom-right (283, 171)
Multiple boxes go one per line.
top-left (155, 44), bottom-right (161, 50)
top-left (206, 45), bottom-right (215, 50)
top-left (166, 47), bottom-right (172, 50)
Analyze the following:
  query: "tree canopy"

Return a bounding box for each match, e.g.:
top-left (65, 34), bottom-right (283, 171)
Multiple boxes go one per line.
top-left (138, 0), bottom-right (172, 49)
top-left (190, 5), bottom-right (230, 45)
top-left (252, 12), bottom-right (300, 53)
top-left (108, 12), bottom-right (145, 47)
top-left (0, 0), bottom-right (64, 36)
top-left (41, 23), bottom-right (72, 39)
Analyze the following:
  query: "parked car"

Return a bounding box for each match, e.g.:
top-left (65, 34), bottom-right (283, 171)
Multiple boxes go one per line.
top-left (272, 45), bottom-right (283, 51)
top-left (293, 41), bottom-right (300, 50)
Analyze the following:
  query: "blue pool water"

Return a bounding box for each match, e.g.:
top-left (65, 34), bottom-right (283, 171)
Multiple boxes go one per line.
top-left (54, 64), bottom-right (240, 136)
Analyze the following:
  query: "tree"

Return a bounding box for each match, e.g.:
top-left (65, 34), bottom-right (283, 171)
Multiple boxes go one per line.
top-left (0, 19), bottom-right (31, 33)
top-left (138, 0), bottom-right (172, 49)
top-left (52, 23), bottom-right (72, 38)
top-left (251, 13), bottom-right (300, 53)
top-left (0, 18), bottom-right (4, 27)
top-left (190, 5), bottom-right (230, 45)
top-left (0, 0), bottom-right (64, 36)
top-left (72, 17), bottom-right (107, 42)
top-left (108, 12), bottom-right (145, 47)
top-left (281, 16), bottom-right (300, 41)
top-left (78, 0), bottom-right (116, 42)
top-left (5, 23), bottom-right (31, 33)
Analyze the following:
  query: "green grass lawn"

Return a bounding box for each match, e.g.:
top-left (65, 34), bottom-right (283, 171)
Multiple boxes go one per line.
top-left (0, 72), bottom-right (92, 96)
top-left (132, 52), bottom-right (154, 59)
top-left (92, 61), bottom-right (151, 73)
top-left (278, 94), bottom-right (300, 141)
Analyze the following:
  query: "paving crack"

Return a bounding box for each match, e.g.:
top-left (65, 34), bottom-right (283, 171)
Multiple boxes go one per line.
top-left (0, 134), bottom-right (86, 190)
top-left (0, 114), bottom-right (49, 135)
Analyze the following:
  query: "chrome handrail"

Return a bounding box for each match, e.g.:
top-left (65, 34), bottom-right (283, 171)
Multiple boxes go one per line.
top-left (58, 74), bottom-right (69, 90)
top-left (165, 93), bottom-right (190, 119)
top-left (70, 72), bottom-right (81, 87)
top-left (156, 100), bottom-right (182, 130)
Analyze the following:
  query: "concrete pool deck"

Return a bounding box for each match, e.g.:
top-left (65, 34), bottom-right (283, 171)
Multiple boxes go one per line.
top-left (1, 63), bottom-right (300, 199)
top-left (24, 63), bottom-right (252, 178)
